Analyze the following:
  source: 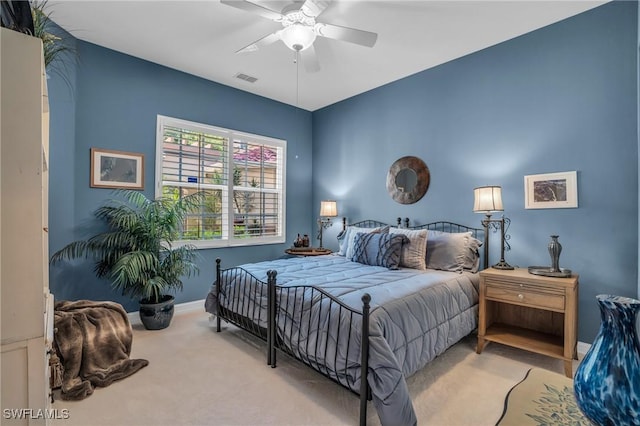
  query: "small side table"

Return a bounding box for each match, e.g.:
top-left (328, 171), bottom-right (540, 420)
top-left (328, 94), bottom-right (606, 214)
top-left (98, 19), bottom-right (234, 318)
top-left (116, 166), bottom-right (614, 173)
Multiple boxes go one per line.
top-left (285, 248), bottom-right (332, 257)
top-left (476, 267), bottom-right (579, 377)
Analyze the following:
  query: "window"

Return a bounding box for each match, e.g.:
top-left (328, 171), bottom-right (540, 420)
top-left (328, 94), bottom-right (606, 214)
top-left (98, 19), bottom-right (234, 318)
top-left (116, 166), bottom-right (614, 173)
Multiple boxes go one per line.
top-left (156, 115), bottom-right (286, 248)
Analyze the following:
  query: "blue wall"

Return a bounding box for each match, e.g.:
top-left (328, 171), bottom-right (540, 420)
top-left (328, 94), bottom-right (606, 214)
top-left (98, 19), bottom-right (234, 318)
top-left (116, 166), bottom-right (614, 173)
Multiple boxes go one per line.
top-left (48, 1), bottom-right (637, 342)
top-left (313, 1), bottom-right (638, 342)
top-left (48, 42), bottom-right (313, 312)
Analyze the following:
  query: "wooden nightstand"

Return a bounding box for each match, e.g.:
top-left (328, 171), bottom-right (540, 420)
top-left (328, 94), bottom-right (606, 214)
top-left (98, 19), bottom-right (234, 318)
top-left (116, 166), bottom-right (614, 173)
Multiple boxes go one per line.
top-left (476, 268), bottom-right (579, 377)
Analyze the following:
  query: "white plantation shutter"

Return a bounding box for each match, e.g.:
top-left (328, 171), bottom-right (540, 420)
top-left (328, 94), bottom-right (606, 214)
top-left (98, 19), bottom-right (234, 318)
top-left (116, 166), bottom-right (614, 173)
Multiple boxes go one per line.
top-left (156, 115), bottom-right (286, 248)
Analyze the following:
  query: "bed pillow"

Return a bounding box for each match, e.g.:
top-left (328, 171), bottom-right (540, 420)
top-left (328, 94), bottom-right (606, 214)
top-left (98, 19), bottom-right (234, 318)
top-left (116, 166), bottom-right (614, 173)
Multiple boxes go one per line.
top-left (338, 225), bottom-right (389, 259)
top-left (390, 227), bottom-right (428, 270)
top-left (426, 231), bottom-right (482, 273)
top-left (350, 232), bottom-right (408, 270)
top-left (465, 235), bottom-right (482, 271)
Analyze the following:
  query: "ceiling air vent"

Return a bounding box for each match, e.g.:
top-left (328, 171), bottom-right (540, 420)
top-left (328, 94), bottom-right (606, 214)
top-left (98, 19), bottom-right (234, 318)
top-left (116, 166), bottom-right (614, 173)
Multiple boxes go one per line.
top-left (235, 73), bottom-right (258, 83)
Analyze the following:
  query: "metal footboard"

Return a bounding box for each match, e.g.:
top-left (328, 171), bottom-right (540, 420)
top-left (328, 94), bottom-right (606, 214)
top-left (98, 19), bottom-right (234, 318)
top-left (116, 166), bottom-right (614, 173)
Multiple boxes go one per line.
top-left (215, 258), bottom-right (372, 425)
top-left (215, 259), bottom-right (273, 341)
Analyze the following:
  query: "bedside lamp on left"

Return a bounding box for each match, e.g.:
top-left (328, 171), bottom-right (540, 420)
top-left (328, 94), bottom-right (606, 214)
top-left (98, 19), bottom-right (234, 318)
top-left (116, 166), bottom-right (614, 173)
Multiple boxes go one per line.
top-left (317, 200), bottom-right (337, 249)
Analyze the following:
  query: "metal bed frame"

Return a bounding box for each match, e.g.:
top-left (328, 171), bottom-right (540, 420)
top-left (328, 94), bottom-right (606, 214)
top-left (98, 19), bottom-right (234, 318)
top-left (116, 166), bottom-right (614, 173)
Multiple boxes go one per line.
top-left (214, 218), bottom-right (485, 425)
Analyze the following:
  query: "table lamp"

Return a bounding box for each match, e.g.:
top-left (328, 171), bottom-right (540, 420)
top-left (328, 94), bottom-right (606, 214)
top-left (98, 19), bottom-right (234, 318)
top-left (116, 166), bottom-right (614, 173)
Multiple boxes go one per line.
top-left (317, 200), bottom-right (337, 249)
top-left (473, 186), bottom-right (513, 270)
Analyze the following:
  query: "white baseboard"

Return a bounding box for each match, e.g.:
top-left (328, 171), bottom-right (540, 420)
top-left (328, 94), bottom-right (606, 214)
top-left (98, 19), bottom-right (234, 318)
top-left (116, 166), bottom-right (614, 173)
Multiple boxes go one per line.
top-left (577, 341), bottom-right (591, 359)
top-left (127, 298), bottom-right (205, 327)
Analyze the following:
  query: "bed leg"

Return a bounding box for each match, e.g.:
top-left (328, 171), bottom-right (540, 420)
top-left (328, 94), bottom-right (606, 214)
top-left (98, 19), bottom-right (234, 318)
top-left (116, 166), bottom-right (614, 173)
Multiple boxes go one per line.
top-left (267, 270), bottom-right (278, 368)
top-left (216, 258), bottom-right (222, 333)
top-left (359, 293), bottom-right (371, 426)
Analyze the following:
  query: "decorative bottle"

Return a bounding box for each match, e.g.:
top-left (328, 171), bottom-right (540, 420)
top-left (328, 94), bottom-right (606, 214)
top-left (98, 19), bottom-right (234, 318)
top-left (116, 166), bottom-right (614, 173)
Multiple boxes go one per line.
top-left (548, 235), bottom-right (562, 272)
top-left (302, 234), bottom-right (310, 247)
top-left (573, 295), bottom-right (640, 425)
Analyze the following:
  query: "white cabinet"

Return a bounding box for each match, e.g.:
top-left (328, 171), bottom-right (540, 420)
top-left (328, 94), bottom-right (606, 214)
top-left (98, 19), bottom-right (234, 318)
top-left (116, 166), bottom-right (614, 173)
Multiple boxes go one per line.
top-left (1, 27), bottom-right (52, 425)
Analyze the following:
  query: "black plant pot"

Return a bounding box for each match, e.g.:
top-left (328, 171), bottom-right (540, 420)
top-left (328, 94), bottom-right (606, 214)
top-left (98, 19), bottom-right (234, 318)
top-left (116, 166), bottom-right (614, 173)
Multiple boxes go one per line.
top-left (139, 295), bottom-right (175, 330)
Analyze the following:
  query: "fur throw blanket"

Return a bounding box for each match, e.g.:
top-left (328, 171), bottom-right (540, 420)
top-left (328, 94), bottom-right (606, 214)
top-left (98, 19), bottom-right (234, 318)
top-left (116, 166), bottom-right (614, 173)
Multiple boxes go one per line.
top-left (54, 300), bottom-right (149, 400)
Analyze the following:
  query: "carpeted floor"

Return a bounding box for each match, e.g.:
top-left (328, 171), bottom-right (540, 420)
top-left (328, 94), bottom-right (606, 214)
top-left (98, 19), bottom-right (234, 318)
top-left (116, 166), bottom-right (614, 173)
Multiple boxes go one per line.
top-left (51, 309), bottom-right (581, 426)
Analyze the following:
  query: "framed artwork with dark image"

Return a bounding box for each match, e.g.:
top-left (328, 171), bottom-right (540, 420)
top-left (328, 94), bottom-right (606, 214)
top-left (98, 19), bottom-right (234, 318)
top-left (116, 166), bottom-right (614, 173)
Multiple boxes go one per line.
top-left (524, 171), bottom-right (577, 209)
top-left (90, 148), bottom-right (144, 189)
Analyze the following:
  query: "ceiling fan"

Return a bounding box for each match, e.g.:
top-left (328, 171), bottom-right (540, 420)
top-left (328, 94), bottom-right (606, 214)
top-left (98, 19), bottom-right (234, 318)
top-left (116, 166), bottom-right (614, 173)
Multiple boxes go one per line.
top-left (221, 0), bottom-right (378, 72)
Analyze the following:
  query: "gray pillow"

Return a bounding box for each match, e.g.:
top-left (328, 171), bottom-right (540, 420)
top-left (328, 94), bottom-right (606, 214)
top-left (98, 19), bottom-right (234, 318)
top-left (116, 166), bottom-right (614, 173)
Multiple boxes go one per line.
top-left (390, 227), bottom-right (428, 270)
top-left (426, 231), bottom-right (482, 273)
top-left (350, 232), bottom-right (408, 270)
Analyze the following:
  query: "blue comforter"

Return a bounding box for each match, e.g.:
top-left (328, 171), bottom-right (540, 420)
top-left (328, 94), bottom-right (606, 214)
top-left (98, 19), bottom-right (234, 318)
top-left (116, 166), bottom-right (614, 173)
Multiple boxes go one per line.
top-left (205, 255), bottom-right (479, 425)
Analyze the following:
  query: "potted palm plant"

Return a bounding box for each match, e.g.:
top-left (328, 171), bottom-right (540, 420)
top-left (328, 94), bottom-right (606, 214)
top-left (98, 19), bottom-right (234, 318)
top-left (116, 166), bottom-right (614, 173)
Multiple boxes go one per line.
top-left (51, 190), bottom-right (204, 330)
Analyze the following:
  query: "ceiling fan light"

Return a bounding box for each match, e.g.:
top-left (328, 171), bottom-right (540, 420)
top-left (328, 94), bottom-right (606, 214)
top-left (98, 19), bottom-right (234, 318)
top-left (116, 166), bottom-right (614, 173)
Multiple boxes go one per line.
top-left (280, 23), bottom-right (316, 51)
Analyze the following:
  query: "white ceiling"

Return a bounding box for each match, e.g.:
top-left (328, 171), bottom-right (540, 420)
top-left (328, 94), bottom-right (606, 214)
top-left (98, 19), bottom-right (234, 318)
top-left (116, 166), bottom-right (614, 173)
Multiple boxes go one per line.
top-left (47, 0), bottom-right (607, 111)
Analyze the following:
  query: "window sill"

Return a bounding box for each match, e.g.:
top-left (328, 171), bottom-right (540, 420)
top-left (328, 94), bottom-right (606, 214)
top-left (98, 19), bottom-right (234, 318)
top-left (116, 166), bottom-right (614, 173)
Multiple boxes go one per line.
top-left (173, 237), bottom-right (286, 250)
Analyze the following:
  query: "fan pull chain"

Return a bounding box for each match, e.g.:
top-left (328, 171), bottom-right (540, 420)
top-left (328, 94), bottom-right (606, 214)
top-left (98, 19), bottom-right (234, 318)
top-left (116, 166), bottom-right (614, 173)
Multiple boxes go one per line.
top-left (295, 49), bottom-right (300, 109)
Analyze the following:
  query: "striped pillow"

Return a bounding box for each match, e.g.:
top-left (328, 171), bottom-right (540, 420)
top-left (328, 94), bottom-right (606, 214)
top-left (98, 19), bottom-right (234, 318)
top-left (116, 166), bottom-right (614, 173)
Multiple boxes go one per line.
top-left (390, 228), bottom-right (428, 270)
top-left (350, 232), bottom-right (408, 270)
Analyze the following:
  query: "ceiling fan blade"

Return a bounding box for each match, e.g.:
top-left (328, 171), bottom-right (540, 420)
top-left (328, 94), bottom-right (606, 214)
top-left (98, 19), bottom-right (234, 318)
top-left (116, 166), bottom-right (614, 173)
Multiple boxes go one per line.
top-left (300, 45), bottom-right (321, 73)
top-left (315, 22), bottom-right (377, 48)
top-left (300, 0), bottom-right (331, 18)
top-left (220, 0), bottom-right (283, 21)
top-left (236, 32), bottom-right (281, 53)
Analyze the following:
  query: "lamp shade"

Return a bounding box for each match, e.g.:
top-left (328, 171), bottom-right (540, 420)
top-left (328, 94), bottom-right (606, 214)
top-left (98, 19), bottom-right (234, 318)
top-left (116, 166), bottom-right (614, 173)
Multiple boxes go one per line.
top-left (319, 200), bottom-right (338, 217)
top-left (473, 186), bottom-right (504, 213)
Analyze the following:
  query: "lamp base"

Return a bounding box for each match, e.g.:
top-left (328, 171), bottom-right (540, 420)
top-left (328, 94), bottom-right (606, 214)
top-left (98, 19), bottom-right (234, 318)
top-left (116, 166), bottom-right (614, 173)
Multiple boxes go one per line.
top-left (492, 260), bottom-right (514, 270)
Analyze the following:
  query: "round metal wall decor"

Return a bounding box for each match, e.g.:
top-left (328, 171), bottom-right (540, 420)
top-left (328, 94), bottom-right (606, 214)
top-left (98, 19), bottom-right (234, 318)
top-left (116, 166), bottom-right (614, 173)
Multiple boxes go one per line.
top-left (386, 156), bottom-right (430, 204)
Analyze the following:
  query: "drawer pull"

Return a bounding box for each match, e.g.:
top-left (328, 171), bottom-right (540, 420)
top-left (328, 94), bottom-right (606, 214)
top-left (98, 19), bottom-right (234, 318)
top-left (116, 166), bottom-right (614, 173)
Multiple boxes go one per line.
top-left (518, 294), bottom-right (524, 300)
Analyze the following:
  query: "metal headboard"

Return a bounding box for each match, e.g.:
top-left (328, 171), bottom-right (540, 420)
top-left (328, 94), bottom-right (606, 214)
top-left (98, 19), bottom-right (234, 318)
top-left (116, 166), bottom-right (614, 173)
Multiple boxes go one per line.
top-left (409, 221), bottom-right (483, 239)
top-left (341, 217), bottom-right (482, 236)
top-left (340, 218), bottom-right (399, 231)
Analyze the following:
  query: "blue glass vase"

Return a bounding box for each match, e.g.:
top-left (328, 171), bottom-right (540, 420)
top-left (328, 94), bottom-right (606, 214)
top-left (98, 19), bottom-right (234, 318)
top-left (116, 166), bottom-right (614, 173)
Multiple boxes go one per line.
top-left (573, 294), bottom-right (640, 426)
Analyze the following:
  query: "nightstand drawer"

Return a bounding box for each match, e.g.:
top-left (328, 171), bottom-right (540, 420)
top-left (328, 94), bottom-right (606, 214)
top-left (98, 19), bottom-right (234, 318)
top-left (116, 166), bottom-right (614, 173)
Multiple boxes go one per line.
top-left (485, 285), bottom-right (565, 311)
